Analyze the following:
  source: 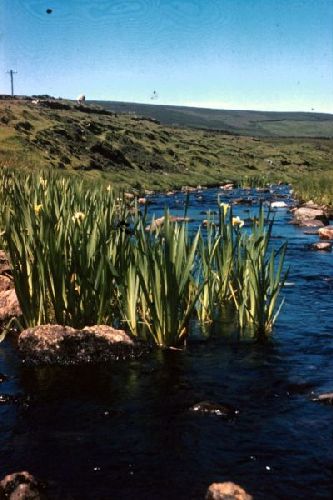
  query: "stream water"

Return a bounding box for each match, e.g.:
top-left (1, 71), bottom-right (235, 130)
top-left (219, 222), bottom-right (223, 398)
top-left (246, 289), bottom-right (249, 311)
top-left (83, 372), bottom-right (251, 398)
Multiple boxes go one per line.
top-left (0, 186), bottom-right (332, 499)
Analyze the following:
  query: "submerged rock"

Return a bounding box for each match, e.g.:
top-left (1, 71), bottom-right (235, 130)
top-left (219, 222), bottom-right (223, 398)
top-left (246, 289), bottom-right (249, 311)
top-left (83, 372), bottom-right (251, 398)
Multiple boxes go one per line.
top-left (285, 381), bottom-right (315, 395)
top-left (318, 227), bottom-right (333, 240)
top-left (309, 242), bottom-right (332, 251)
top-left (18, 324), bottom-right (144, 365)
top-left (205, 482), bottom-right (252, 500)
top-left (190, 401), bottom-right (239, 418)
top-left (232, 198), bottom-right (253, 206)
top-left (299, 219), bottom-right (325, 228)
top-left (0, 470), bottom-right (46, 499)
top-left (303, 230), bottom-right (319, 235)
top-left (0, 289), bottom-right (21, 322)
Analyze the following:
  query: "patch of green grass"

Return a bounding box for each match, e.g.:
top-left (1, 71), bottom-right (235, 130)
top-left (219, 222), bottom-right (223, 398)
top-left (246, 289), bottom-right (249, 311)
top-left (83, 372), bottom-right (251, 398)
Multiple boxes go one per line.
top-left (293, 171), bottom-right (333, 206)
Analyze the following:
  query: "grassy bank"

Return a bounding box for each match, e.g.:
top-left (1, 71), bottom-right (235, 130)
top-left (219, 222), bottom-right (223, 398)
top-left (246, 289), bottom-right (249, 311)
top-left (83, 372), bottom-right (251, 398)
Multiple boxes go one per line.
top-left (1, 99), bottom-right (333, 198)
top-left (292, 171), bottom-right (333, 206)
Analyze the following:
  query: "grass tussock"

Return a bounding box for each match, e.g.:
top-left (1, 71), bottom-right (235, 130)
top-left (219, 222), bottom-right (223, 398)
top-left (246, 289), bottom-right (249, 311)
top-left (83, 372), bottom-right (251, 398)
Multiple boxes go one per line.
top-left (293, 171), bottom-right (333, 206)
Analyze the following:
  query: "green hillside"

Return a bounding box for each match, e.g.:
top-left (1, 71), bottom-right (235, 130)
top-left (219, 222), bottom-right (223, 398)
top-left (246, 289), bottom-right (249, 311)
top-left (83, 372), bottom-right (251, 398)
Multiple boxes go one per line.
top-left (0, 98), bottom-right (332, 192)
top-left (92, 100), bottom-right (333, 138)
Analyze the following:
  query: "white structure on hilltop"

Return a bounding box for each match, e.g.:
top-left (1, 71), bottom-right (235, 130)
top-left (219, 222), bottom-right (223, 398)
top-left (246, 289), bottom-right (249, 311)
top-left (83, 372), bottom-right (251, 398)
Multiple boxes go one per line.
top-left (76, 94), bottom-right (86, 104)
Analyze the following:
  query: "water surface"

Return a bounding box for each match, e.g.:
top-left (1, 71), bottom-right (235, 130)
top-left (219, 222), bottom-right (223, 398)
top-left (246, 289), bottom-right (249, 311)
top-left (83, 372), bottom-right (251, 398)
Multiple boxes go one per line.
top-left (0, 186), bottom-right (332, 499)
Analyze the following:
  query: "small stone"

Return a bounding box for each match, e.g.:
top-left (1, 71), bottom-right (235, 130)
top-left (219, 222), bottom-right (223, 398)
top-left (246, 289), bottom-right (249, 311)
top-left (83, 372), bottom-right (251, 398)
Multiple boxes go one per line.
top-left (312, 392), bottom-right (333, 405)
top-left (270, 201), bottom-right (287, 208)
top-left (205, 482), bottom-right (252, 500)
top-left (310, 242), bottom-right (332, 251)
top-left (0, 471), bottom-right (45, 499)
top-left (318, 227), bottom-right (333, 240)
top-left (190, 401), bottom-right (238, 418)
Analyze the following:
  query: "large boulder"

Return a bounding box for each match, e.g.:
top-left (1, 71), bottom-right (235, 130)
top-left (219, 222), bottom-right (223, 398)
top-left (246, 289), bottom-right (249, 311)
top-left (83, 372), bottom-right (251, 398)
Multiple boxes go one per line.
top-left (0, 289), bottom-right (21, 321)
top-left (205, 482), bottom-right (252, 500)
top-left (0, 471), bottom-right (46, 499)
top-left (318, 226), bottom-right (333, 240)
top-left (18, 324), bottom-right (143, 365)
top-left (291, 207), bottom-right (329, 225)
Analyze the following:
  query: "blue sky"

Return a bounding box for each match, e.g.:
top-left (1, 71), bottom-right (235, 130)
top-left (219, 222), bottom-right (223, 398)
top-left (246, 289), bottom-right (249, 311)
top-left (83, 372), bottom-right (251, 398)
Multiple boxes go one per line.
top-left (1, 0), bottom-right (332, 112)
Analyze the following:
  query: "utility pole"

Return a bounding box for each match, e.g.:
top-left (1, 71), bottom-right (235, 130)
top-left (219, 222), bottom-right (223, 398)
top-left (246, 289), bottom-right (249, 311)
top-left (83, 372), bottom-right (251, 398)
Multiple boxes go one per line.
top-left (6, 70), bottom-right (17, 96)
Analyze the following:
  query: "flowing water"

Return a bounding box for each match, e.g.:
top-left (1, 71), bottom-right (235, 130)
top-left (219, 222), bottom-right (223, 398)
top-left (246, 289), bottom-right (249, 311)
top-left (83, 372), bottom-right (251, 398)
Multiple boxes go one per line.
top-left (0, 186), bottom-right (332, 499)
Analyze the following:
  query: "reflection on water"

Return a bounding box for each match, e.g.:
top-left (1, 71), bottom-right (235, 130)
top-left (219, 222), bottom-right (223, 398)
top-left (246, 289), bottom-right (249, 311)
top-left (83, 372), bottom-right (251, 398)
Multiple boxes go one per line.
top-left (0, 186), bottom-right (332, 499)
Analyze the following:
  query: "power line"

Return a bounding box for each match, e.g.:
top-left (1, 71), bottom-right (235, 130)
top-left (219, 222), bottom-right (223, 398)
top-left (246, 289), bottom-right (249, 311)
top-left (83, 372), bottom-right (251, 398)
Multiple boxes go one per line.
top-left (6, 70), bottom-right (17, 96)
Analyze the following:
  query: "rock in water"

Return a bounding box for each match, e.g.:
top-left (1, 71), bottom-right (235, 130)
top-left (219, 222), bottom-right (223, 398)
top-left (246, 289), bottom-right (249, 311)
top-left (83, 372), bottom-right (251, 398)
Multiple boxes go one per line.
top-left (205, 482), bottom-right (253, 500)
top-left (190, 401), bottom-right (239, 418)
top-left (310, 242), bottom-right (332, 251)
top-left (270, 201), bottom-right (287, 208)
top-left (0, 470), bottom-right (46, 499)
top-left (291, 207), bottom-right (329, 225)
top-left (300, 219), bottom-right (324, 228)
top-left (219, 183), bottom-right (234, 190)
top-left (318, 227), bottom-right (333, 240)
top-left (312, 392), bottom-right (333, 405)
top-left (18, 324), bottom-right (143, 365)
